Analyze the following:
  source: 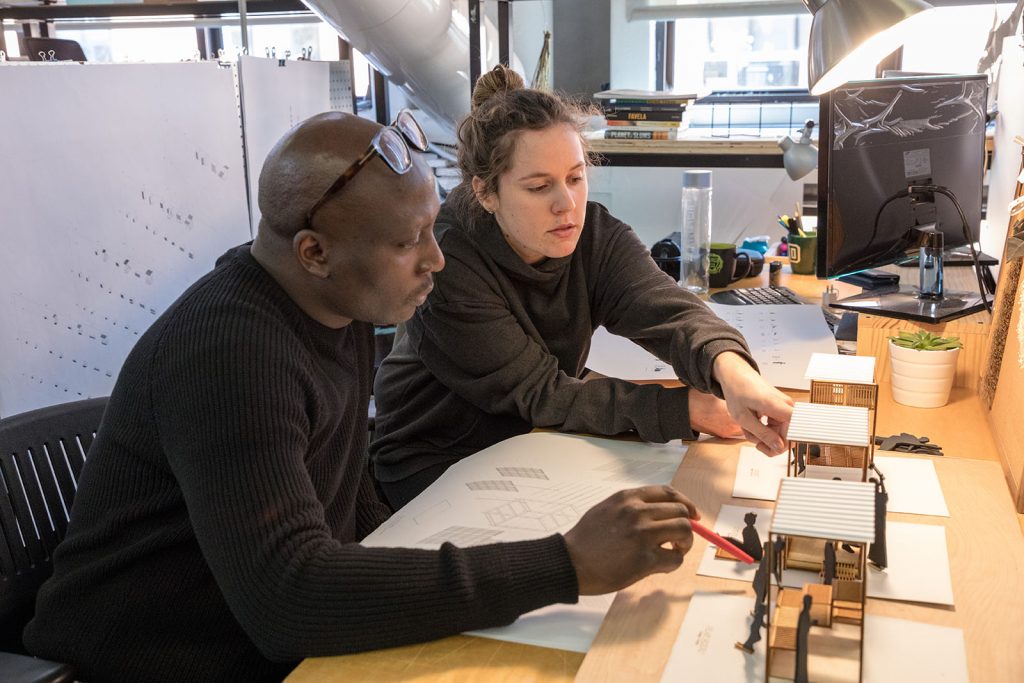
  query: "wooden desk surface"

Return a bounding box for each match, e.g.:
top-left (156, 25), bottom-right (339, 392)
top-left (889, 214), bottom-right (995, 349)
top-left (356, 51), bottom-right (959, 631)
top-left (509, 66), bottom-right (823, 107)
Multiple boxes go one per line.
top-left (288, 267), bottom-right (1020, 682)
top-left (288, 443), bottom-right (1024, 683)
top-left (574, 443), bottom-right (1024, 683)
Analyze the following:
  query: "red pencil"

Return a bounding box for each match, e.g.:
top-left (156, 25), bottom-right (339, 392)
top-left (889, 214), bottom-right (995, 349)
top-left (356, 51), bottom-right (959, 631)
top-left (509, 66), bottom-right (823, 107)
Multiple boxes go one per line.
top-left (690, 519), bottom-right (755, 564)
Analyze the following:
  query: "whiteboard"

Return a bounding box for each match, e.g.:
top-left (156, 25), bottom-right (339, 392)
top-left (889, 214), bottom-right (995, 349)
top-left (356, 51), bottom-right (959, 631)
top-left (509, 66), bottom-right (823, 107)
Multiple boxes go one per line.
top-left (238, 56), bottom-right (331, 233)
top-left (0, 62), bottom-right (251, 417)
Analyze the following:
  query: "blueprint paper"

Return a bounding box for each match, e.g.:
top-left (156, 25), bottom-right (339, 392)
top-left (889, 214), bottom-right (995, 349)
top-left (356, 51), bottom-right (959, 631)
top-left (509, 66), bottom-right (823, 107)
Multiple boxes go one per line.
top-left (586, 305), bottom-right (836, 390)
top-left (661, 593), bottom-right (966, 683)
top-left (363, 432), bottom-right (687, 652)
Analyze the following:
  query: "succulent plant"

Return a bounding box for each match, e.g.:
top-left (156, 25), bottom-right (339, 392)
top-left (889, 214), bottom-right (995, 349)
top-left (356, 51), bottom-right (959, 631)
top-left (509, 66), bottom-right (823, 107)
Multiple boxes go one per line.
top-left (889, 330), bottom-right (962, 351)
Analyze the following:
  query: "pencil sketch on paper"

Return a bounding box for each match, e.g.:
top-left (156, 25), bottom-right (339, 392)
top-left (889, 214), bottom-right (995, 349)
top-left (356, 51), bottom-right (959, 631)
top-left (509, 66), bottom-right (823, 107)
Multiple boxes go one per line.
top-left (417, 526), bottom-right (502, 547)
top-left (495, 466), bottom-right (549, 480)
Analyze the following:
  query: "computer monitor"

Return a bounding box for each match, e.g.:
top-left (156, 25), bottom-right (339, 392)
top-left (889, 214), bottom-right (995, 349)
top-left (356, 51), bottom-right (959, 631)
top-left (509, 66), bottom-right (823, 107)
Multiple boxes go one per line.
top-left (816, 74), bottom-right (989, 323)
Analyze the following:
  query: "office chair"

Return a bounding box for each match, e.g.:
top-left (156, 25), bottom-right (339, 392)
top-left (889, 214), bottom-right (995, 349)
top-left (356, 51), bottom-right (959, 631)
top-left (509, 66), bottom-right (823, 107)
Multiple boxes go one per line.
top-left (0, 397), bottom-right (107, 683)
top-left (21, 37), bottom-right (87, 62)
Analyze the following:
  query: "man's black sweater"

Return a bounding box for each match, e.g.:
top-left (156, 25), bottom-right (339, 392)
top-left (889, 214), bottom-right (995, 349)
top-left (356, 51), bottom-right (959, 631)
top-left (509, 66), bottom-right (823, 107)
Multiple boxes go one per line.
top-left (24, 245), bottom-right (577, 683)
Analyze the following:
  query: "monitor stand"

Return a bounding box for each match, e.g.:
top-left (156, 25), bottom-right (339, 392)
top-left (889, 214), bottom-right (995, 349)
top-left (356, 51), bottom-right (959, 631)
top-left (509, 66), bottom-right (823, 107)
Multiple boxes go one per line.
top-left (830, 286), bottom-right (987, 324)
top-left (830, 226), bottom-right (988, 324)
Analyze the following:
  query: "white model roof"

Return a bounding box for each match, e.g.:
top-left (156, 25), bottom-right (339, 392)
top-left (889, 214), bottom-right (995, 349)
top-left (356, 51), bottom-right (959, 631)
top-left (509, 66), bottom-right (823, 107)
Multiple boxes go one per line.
top-left (771, 478), bottom-right (876, 543)
top-left (788, 402), bottom-right (870, 447)
top-left (804, 352), bottom-right (876, 384)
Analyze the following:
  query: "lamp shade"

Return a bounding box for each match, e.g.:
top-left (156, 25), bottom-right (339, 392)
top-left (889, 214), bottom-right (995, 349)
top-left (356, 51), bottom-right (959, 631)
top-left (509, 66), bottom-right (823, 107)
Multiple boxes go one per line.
top-left (802, 0), bottom-right (934, 95)
top-left (778, 120), bottom-right (818, 180)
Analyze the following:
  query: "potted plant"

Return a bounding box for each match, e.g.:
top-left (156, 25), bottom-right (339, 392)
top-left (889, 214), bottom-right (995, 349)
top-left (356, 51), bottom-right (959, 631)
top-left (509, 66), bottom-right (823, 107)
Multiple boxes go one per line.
top-left (888, 331), bottom-right (962, 408)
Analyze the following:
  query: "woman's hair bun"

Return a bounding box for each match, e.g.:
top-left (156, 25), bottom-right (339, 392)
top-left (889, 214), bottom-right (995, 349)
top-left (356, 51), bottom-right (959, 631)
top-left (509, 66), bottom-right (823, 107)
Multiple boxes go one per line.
top-left (471, 64), bottom-right (526, 110)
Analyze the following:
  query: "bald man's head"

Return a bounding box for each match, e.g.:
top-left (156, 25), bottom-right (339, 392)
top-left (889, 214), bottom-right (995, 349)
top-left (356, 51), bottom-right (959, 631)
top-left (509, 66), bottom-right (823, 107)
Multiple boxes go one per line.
top-left (257, 112), bottom-right (387, 240)
top-left (250, 111), bottom-right (444, 329)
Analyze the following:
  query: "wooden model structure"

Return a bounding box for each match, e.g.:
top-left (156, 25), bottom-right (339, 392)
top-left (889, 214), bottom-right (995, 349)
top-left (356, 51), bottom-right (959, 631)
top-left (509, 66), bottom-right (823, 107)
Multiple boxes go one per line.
top-left (765, 478), bottom-right (876, 683)
top-left (805, 353), bottom-right (879, 440)
top-left (787, 401), bottom-right (873, 481)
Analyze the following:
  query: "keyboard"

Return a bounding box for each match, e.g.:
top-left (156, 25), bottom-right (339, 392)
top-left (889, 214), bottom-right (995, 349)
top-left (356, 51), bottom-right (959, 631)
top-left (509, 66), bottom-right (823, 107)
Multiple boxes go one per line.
top-left (709, 285), bottom-right (804, 306)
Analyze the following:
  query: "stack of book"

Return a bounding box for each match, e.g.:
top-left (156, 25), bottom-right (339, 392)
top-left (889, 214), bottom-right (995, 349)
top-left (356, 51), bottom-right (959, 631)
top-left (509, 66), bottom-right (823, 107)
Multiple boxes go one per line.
top-left (594, 89), bottom-right (696, 140)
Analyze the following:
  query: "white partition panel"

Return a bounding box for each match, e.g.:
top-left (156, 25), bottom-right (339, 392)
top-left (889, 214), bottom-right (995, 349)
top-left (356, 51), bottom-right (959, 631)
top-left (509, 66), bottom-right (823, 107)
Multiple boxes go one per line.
top-left (0, 62), bottom-right (250, 417)
top-left (238, 56), bottom-right (332, 234)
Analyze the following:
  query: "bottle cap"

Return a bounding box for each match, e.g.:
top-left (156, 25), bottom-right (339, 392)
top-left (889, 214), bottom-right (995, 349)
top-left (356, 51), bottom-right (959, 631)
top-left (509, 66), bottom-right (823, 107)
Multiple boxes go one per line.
top-left (682, 170), bottom-right (712, 189)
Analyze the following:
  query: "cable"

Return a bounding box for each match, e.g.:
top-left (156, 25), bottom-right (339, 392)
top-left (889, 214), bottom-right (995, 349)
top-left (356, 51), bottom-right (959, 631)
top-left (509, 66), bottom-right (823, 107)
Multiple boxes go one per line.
top-left (908, 184), bottom-right (992, 314)
top-left (868, 184), bottom-right (991, 314)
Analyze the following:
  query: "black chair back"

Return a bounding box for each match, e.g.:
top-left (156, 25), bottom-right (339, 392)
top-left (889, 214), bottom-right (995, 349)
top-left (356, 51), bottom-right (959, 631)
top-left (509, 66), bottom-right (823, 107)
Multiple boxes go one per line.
top-left (0, 398), bottom-right (106, 651)
top-left (21, 37), bottom-right (87, 62)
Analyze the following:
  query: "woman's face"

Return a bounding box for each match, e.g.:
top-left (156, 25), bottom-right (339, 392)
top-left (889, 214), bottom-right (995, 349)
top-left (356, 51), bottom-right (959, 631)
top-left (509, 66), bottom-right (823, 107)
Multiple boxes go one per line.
top-left (475, 123), bottom-right (588, 265)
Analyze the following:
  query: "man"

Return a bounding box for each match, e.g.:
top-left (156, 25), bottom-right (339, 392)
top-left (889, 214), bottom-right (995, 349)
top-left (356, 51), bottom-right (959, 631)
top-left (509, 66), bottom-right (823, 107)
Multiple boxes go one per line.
top-left (24, 112), bottom-right (701, 682)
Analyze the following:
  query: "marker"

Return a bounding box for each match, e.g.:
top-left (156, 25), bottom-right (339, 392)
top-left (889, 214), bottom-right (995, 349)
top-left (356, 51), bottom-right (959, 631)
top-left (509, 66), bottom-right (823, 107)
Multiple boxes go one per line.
top-left (690, 519), bottom-right (755, 564)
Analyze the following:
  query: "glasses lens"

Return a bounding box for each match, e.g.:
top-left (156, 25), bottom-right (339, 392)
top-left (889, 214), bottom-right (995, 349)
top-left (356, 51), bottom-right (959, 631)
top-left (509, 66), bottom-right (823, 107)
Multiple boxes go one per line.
top-left (376, 127), bottom-right (412, 174)
top-left (395, 110), bottom-right (429, 152)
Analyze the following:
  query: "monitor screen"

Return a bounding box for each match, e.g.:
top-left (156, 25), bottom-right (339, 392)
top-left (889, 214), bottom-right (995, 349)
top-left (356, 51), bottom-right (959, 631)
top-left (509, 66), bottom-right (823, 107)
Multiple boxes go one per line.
top-left (817, 74), bottom-right (988, 278)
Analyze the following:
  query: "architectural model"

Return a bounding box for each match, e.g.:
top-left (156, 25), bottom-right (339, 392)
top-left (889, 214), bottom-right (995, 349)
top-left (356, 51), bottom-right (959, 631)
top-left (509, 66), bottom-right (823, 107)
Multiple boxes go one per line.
top-left (764, 478), bottom-right (876, 682)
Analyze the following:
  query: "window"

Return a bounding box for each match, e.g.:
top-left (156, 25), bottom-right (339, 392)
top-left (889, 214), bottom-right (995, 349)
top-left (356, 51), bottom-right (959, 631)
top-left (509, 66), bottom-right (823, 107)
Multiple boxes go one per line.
top-left (672, 14), bottom-right (811, 94)
top-left (901, 4), bottom-right (1017, 75)
top-left (221, 22), bottom-right (341, 62)
top-left (55, 26), bottom-right (199, 63)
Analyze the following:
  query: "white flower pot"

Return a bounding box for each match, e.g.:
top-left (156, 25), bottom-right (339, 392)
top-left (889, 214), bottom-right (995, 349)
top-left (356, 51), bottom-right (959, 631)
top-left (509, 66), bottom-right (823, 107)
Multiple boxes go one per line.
top-left (888, 340), bottom-right (960, 408)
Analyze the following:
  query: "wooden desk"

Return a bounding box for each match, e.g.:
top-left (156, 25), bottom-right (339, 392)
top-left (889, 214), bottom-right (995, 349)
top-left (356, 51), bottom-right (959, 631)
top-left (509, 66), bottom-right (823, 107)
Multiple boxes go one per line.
top-left (575, 443), bottom-right (1024, 683)
top-left (288, 442), bottom-right (1024, 683)
top-left (288, 266), bottom-right (1019, 682)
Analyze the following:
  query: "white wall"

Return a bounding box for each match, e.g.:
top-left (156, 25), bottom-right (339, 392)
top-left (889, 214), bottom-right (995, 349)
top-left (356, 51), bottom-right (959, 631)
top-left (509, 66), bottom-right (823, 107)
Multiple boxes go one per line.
top-left (509, 0), bottom-right (553, 87)
top-left (588, 165), bottom-right (805, 249)
top-left (610, 0), bottom-right (653, 90)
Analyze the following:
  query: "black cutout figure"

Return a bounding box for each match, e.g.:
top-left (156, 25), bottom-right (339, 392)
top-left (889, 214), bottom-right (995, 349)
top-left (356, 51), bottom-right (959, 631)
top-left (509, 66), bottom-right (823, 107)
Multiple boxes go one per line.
top-left (823, 541), bottom-right (836, 585)
top-left (794, 594), bottom-right (813, 683)
top-left (735, 542), bottom-right (770, 654)
top-left (725, 512), bottom-right (764, 561)
top-left (772, 536), bottom-right (785, 584)
top-left (868, 475), bottom-right (889, 570)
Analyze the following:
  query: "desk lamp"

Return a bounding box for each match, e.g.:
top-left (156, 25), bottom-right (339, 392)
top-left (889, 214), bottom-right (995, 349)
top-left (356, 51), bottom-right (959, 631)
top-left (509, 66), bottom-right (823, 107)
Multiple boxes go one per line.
top-left (802, 0), bottom-right (935, 95)
top-left (778, 120), bottom-right (817, 180)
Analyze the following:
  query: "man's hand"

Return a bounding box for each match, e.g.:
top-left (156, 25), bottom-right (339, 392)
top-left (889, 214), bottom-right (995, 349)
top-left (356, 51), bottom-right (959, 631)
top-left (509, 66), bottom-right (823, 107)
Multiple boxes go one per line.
top-left (688, 390), bottom-right (743, 439)
top-left (713, 351), bottom-right (794, 456)
top-left (563, 486), bottom-right (699, 595)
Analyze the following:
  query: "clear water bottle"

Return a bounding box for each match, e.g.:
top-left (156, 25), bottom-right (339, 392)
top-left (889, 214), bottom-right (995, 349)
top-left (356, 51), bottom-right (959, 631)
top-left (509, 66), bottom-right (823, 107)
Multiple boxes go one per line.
top-left (679, 170), bottom-right (713, 294)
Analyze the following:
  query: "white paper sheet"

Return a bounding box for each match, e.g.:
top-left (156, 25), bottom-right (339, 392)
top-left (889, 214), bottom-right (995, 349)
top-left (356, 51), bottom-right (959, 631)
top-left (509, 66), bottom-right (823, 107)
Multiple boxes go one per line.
top-left (731, 448), bottom-right (949, 517)
top-left (872, 456), bottom-right (949, 517)
top-left (707, 304), bottom-right (838, 391)
top-left (586, 326), bottom-right (673, 379)
top-left (661, 593), bottom-right (967, 683)
top-left (466, 594), bottom-right (616, 653)
top-left (585, 305), bottom-right (836, 390)
top-left (696, 504), bottom-right (774, 585)
top-left (697, 506), bottom-right (955, 607)
top-left (804, 352), bottom-right (876, 383)
top-left (363, 432), bottom-right (687, 652)
top-left (659, 592), bottom-right (765, 683)
top-left (867, 522), bottom-right (954, 606)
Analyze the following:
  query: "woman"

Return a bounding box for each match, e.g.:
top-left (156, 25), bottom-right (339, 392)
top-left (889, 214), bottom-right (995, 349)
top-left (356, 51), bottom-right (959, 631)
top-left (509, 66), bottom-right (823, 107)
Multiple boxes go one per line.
top-left (371, 65), bottom-right (793, 509)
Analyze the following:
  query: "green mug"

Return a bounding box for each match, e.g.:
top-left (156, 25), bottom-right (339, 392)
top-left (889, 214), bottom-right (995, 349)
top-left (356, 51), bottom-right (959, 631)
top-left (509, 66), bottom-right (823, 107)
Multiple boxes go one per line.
top-left (788, 232), bottom-right (817, 275)
top-left (708, 243), bottom-right (737, 288)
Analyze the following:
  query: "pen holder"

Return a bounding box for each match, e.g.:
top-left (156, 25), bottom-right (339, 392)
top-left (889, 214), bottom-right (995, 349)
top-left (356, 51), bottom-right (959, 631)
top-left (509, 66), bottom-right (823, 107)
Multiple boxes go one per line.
top-left (788, 232), bottom-right (817, 275)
